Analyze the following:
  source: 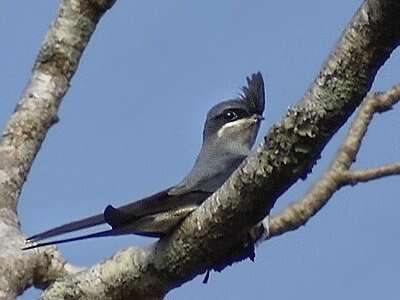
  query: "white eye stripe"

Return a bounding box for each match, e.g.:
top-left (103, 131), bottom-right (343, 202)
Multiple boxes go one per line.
top-left (217, 118), bottom-right (256, 138)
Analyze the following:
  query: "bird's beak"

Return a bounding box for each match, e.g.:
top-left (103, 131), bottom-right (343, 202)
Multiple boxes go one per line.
top-left (254, 114), bottom-right (265, 122)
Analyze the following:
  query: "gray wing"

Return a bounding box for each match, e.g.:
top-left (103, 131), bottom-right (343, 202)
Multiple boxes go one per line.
top-left (24, 187), bottom-right (211, 250)
top-left (104, 188), bottom-right (211, 236)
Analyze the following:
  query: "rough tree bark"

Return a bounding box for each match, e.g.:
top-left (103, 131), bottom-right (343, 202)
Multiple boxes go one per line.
top-left (0, 0), bottom-right (116, 299)
top-left (0, 0), bottom-right (399, 299)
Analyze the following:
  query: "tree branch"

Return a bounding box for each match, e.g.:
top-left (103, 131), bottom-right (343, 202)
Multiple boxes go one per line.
top-left (0, 0), bottom-right (116, 298)
top-left (344, 164), bottom-right (400, 184)
top-left (38, 0), bottom-right (400, 299)
top-left (263, 83), bottom-right (400, 239)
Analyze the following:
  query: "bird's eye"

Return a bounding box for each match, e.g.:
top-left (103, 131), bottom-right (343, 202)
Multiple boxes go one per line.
top-left (221, 108), bottom-right (248, 122)
top-left (224, 110), bottom-right (238, 121)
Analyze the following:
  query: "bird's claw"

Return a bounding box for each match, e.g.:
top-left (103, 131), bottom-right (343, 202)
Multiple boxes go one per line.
top-left (249, 215), bottom-right (270, 244)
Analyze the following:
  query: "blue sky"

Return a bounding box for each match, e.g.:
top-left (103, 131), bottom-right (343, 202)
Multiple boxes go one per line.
top-left (1, 1), bottom-right (399, 299)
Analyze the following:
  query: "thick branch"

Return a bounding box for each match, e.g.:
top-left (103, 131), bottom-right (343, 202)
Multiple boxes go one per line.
top-left (0, 0), bottom-right (116, 298)
top-left (40, 1), bottom-right (400, 299)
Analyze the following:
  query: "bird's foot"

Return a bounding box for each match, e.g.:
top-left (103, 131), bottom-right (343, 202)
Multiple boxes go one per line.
top-left (249, 215), bottom-right (270, 244)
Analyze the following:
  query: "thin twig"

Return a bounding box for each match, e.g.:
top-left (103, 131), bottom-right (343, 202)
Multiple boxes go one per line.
top-left (343, 163), bottom-right (400, 185)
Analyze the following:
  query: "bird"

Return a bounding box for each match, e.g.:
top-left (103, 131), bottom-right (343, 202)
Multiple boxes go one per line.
top-left (23, 72), bottom-right (265, 250)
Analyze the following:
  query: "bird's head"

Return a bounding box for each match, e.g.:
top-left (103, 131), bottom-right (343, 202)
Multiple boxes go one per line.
top-left (203, 72), bottom-right (265, 155)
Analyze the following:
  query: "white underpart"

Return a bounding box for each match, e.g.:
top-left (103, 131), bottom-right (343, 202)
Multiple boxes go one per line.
top-left (217, 118), bottom-right (255, 138)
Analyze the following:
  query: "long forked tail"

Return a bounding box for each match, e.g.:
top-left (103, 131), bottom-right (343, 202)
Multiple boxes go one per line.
top-left (26, 213), bottom-right (105, 243)
top-left (22, 226), bottom-right (134, 250)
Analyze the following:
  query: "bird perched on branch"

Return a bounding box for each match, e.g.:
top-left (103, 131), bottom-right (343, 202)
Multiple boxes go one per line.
top-left (23, 72), bottom-right (265, 250)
